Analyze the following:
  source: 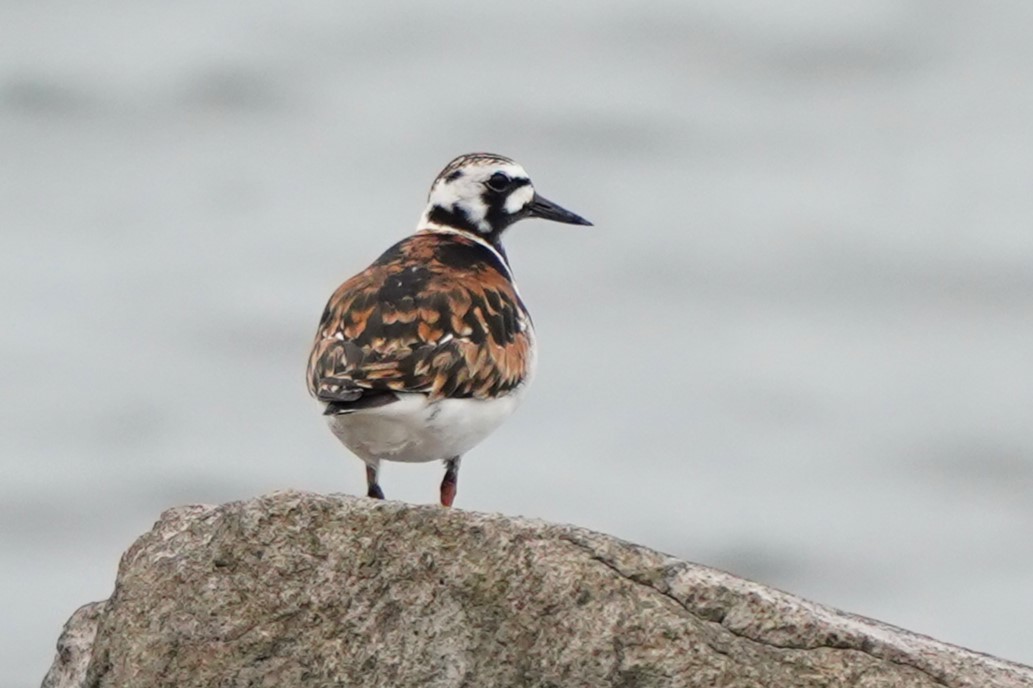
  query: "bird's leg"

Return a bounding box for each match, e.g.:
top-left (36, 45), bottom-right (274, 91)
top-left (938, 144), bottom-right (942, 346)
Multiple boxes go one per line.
top-left (365, 463), bottom-right (384, 500)
top-left (440, 456), bottom-right (461, 507)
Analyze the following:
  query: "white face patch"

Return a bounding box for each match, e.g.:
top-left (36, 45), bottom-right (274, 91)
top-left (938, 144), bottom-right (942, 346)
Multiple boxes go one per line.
top-left (504, 184), bottom-right (534, 214)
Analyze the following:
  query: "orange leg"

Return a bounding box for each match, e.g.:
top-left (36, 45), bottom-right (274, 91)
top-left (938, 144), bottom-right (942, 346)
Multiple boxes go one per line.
top-left (440, 456), bottom-right (460, 507)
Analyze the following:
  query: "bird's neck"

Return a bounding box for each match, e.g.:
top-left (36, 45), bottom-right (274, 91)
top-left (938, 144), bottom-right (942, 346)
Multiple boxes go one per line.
top-left (418, 210), bottom-right (510, 268)
top-left (418, 203), bottom-right (508, 256)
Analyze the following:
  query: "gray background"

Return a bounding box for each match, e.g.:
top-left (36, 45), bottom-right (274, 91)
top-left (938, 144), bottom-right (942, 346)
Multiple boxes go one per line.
top-left (3, 1), bottom-right (1032, 684)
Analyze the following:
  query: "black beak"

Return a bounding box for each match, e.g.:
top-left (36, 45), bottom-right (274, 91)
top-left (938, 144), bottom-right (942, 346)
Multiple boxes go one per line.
top-left (526, 194), bottom-right (593, 226)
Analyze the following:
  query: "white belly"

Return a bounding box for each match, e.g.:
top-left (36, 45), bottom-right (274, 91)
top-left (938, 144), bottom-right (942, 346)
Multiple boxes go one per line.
top-left (326, 387), bottom-right (528, 464)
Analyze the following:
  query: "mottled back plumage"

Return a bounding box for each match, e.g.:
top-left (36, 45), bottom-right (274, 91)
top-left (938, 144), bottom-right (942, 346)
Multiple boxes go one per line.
top-left (307, 231), bottom-right (532, 405)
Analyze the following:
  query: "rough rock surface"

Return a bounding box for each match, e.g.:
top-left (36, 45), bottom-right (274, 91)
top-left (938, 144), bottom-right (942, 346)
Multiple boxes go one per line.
top-left (43, 491), bottom-right (1033, 687)
top-left (41, 601), bottom-right (103, 688)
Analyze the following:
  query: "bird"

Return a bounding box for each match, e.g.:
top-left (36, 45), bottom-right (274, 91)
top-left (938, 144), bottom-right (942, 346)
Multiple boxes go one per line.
top-left (306, 153), bottom-right (591, 507)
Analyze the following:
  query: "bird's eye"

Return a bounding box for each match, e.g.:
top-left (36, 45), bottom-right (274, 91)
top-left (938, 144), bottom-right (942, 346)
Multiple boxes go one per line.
top-left (485, 172), bottom-right (511, 192)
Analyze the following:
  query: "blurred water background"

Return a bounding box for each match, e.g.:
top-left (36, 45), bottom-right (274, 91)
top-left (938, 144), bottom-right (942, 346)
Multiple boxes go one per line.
top-left (3, 1), bottom-right (1033, 683)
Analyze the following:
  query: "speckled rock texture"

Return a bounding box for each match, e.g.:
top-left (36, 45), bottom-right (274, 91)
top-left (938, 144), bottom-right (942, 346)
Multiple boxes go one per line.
top-left (43, 491), bottom-right (1033, 687)
top-left (41, 601), bottom-right (103, 688)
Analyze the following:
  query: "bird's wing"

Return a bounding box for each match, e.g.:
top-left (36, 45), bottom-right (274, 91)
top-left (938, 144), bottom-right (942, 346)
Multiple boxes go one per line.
top-left (307, 232), bottom-right (533, 404)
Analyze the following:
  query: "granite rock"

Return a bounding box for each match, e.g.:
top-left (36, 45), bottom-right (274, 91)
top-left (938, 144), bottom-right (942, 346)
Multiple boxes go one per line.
top-left (42, 491), bottom-right (1033, 687)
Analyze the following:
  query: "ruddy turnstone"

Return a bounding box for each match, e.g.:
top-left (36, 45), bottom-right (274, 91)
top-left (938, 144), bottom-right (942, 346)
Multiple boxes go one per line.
top-left (307, 153), bottom-right (591, 506)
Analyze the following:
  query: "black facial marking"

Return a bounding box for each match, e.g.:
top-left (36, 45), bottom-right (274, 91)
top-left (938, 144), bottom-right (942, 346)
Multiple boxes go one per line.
top-left (427, 204), bottom-right (480, 234)
top-left (444, 169), bottom-right (463, 183)
top-left (480, 178), bottom-right (531, 241)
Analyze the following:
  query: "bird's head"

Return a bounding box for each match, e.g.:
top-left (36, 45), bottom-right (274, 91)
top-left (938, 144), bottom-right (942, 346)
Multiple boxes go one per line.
top-left (420, 153), bottom-right (591, 242)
